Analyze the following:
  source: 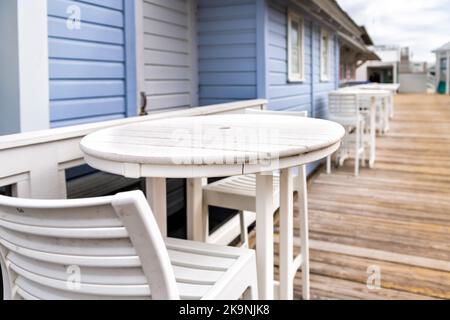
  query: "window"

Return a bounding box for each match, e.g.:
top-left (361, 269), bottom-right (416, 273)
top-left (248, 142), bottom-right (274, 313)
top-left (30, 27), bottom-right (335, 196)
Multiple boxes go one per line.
top-left (320, 28), bottom-right (330, 81)
top-left (288, 10), bottom-right (304, 82)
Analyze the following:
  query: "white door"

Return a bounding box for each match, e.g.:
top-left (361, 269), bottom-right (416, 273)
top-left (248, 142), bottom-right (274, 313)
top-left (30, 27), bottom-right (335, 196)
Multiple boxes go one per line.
top-left (137, 0), bottom-right (198, 112)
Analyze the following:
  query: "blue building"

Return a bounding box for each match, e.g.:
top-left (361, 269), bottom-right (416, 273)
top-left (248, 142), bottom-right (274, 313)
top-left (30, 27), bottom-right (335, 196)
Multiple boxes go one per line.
top-left (0, 0), bottom-right (374, 133)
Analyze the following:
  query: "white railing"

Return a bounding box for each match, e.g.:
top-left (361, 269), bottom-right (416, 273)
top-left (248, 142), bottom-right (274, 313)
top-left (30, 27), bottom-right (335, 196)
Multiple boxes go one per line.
top-left (0, 99), bottom-right (267, 200)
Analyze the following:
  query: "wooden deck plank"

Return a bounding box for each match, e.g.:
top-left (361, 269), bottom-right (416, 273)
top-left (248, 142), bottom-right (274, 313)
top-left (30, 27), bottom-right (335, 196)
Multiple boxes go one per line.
top-left (251, 94), bottom-right (450, 300)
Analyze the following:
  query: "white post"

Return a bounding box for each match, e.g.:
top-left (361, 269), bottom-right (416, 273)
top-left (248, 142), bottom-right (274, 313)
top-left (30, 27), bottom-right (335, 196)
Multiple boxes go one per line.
top-left (297, 165), bottom-right (310, 300)
top-left (446, 51), bottom-right (450, 95)
top-left (186, 178), bottom-right (204, 241)
top-left (279, 168), bottom-right (294, 300)
top-left (0, 0), bottom-right (49, 135)
top-left (256, 173), bottom-right (274, 300)
top-left (146, 178), bottom-right (167, 237)
top-left (369, 97), bottom-right (377, 168)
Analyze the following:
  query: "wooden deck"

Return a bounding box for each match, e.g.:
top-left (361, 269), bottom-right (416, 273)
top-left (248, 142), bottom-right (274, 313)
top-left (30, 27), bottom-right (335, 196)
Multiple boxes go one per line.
top-left (253, 94), bottom-right (450, 300)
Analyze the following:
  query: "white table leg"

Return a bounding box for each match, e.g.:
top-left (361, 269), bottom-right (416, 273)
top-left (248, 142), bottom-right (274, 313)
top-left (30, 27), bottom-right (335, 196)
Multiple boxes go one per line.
top-left (390, 94), bottom-right (395, 118)
top-left (279, 168), bottom-right (294, 300)
top-left (187, 178), bottom-right (205, 241)
top-left (256, 172), bottom-right (274, 300)
top-left (146, 177), bottom-right (167, 237)
top-left (383, 97), bottom-right (390, 133)
top-left (369, 98), bottom-right (377, 168)
top-left (298, 165), bottom-right (310, 300)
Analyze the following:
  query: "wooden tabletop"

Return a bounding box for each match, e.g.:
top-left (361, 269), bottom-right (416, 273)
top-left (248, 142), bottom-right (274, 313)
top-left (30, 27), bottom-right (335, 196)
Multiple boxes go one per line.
top-left (80, 115), bottom-right (344, 178)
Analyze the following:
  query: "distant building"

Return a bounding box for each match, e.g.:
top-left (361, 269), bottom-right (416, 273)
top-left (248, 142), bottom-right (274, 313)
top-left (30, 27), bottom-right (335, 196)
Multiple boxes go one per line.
top-left (0, 0), bottom-right (379, 137)
top-left (356, 45), bottom-right (428, 93)
top-left (433, 42), bottom-right (450, 94)
top-left (356, 45), bottom-right (401, 84)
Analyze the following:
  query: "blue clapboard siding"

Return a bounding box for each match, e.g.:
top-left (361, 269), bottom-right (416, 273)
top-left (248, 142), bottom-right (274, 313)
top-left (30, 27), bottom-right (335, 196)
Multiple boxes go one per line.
top-left (198, 0), bottom-right (258, 105)
top-left (47, 0), bottom-right (136, 128)
top-left (265, 0), bottom-right (338, 175)
top-left (312, 24), bottom-right (338, 119)
top-left (266, 0), bottom-right (338, 117)
top-left (267, 1), bottom-right (312, 114)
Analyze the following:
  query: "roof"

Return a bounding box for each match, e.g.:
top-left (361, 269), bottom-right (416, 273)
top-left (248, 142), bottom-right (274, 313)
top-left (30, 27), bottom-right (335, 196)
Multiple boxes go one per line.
top-left (360, 26), bottom-right (374, 46)
top-left (433, 42), bottom-right (450, 53)
top-left (298, 0), bottom-right (379, 61)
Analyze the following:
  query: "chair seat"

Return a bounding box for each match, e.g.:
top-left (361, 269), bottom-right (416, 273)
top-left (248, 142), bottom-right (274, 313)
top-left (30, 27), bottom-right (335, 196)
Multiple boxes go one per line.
top-left (203, 174), bottom-right (284, 213)
top-left (4, 237), bottom-right (255, 300)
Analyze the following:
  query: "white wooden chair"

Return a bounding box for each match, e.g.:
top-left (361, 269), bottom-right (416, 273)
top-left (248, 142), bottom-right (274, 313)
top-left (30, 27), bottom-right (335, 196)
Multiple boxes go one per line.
top-left (202, 108), bottom-right (310, 300)
top-left (327, 93), bottom-right (366, 176)
top-left (359, 95), bottom-right (387, 135)
top-left (0, 191), bottom-right (258, 300)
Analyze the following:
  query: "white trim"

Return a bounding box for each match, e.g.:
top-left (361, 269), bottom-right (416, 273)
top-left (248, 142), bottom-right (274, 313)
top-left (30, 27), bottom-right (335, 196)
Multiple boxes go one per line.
top-left (320, 28), bottom-right (331, 82)
top-left (0, 99), bottom-right (268, 199)
top-left (18, 0), bottom-right (49, 132)
top-left (0, 0), bottom-right (49, 135)
top-left (287, 9), bottom-right (305, 83)
top-left (135, 0), bottom-right (144, 102)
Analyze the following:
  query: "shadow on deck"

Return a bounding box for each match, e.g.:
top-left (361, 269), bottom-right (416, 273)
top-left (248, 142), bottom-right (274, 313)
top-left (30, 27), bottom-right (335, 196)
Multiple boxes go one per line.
top-left (253, 94), bottom-right (450, 300)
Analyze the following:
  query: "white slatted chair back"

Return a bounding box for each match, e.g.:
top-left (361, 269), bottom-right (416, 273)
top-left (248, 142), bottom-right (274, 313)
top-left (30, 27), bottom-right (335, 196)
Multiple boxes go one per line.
top-left (245, 108), bottom-right (308, 118)
top-left (328, 93), bottom-right (360, 119)
top-left (0, 191), bottom-right (179, 300)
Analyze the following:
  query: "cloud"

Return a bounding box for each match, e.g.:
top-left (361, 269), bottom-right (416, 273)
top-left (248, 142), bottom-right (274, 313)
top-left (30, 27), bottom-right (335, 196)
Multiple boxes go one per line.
top-left (337, 0), bottom-right (450, 63)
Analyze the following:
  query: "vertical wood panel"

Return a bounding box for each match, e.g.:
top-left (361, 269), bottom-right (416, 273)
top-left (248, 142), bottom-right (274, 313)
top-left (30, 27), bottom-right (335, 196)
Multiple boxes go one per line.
top-left (198, 0), bottom-right (258, 106)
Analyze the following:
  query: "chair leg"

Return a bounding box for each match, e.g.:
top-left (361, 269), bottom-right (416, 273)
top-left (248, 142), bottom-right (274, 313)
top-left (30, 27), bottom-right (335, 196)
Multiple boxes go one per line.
top-left (355, 124), bottom-right (360, 176)
top-left (242, 284), bottom-right (258, 300)
top-left (326, 156), bottom-right (332, 174)
top-left (298, 165), bottom-right (310, 300)
top-left (239, 211), bottom-right (249, 248)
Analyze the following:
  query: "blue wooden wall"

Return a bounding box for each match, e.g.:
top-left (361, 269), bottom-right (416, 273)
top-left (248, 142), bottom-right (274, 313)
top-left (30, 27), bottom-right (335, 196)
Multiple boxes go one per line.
top-left (267, 0), bottom-right (312, 114)
top-left (47, 0), bottom-right (136, 128)
top-left (197, 0), bottom-right (258, 106)
top-left (311, 23), bottom-right (338, 119)
top-left (266, 0), bottom-right (338, 118)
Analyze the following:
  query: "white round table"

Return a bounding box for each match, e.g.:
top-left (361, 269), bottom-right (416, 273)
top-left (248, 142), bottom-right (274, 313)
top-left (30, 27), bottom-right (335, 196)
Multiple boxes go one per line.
top-left (337, 88), bottom-right (391, 167)
top-left (80, 114), bottom-right (345, 300)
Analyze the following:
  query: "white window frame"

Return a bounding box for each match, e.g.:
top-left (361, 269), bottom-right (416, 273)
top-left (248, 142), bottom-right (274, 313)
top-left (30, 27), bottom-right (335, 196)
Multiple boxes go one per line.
top-left (287, 10), bottom-right (305, 82)
top-left (320, 28), bottom-right (331, 82)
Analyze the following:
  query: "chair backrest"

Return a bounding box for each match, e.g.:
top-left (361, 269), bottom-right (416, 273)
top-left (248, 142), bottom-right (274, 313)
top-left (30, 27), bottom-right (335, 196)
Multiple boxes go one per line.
top-left (328, 93), bottom-right (359, 118)
top-left (245, 108), bottom-right (308, 118)
top-left (0, 191), bottom-right (179, 300)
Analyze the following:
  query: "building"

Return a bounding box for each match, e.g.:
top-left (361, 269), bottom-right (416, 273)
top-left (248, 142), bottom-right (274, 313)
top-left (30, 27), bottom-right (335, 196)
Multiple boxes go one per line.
top-left (339, 25), bottom-right (379, 86)
top-left (433, 42), bottom-right (450, 94)
top-left (0, 0), bottom-right (377, 135)
top-left (0, 0), bottom-right (374, 226)
top-left (356, 45), bottom-right (401, 84)
top-left (356, 45), bottom-right (428, 93)
top-left (397, 47), bottom-right (428, 93)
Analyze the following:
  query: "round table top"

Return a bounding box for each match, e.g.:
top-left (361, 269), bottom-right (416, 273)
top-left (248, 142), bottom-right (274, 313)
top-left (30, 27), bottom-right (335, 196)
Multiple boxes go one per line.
top-left (80, 114), bottom-right (345, 178)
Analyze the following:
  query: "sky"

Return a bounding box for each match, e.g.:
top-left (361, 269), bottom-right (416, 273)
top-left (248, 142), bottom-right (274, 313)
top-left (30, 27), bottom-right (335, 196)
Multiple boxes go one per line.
top-left (337, 0), bottom-right (450, 63)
